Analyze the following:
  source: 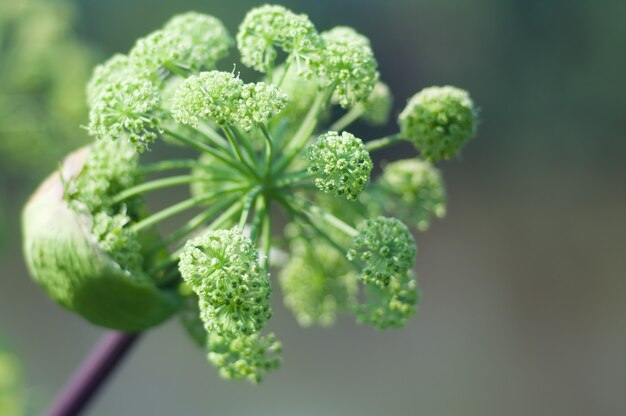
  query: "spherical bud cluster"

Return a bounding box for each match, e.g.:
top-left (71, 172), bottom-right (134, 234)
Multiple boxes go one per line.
top-left (172, 71), bottom-right (243, 127)
top-left (178, 229), bottom-right (272, 338)
top-left (66, 139), bottom-right (140, 213)
top-left (360, 81), bottom-right (393, 126)
top-left (237, 4), bottom-right (320, 74)
top-left (238, 81), bottom-right (287, 131)
top-left (208, 332), bottom-right (281, 383)
top-left (129, 13), bottom-right (231, 77)
top-left (172, 71), bottom-right (286, 131)
top-left (347, 217), bottom-right (417, 287)
top-left (378, 159), bottom-right (446, 231)
top-left (86, 54), bottom-right (134, 105)
top-left (279, 240), bottom-right (357, 327)
top-left (399, 86), bottom-right (477, 161)
top-left (315, 26), bottom-right (379, 108)
top-left (87, 76), bottom-right (161, 150)
top-left (305, 131), bottom-right (372, 200)
top-left (355, 271), bottom-right (419, 329)
top-left (163, 12), bottom-right (232, 71)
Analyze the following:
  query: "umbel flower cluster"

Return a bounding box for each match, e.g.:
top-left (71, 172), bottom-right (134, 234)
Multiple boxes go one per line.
top-left (22, 5), bottom-right (478, 383)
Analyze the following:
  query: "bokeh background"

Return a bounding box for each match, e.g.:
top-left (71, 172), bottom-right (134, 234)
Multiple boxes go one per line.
top-left (1, 0), bottom-right (625, 414)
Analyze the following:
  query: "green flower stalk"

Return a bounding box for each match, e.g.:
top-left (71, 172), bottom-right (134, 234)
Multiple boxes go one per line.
top-left (22, 4), bottom-right (479, 387)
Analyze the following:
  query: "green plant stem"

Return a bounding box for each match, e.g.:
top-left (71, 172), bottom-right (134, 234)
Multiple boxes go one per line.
top-left (330, 104), bottom-right (364, 132)
top-left (365, 133), bottom-right (402, 152)
top-left (192, 124), bottom-right (228, 148)
top-left (147, 199), bottom-right (245, 275)
top-left (275, 170), bottom-right (312, 188)
top-left (138, 159), bottom-right (203, 175)
top-left (131, 185), bottom-right (249, 233)
top-left (248, 196), bottom-right (266, 243)
top-left (148, 194), bottom-right (241, 253)
top-left (111, 175), bottom-right (198, 204)
top-left (275, 194), bottom-right (347, 254)
top-left (260, 123), bottom-right (274, 174)
top-left (261, 195), bottom-right (271, 271)
top-left (238, 187), bottom-right (262, 231)
top-left (286, 195), bottom-right (357, 237)
top-left (162, 128), bottom-right (248, 176)
top-left (275, 60), bottom-right (291, 88)
top-left (273, 84), bottom-right (336, 175)
top-left (222, 126), bottom-right (258, 177)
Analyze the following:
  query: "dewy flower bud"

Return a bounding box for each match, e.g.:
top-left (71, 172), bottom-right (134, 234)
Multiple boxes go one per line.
top-left (305, 131), bottom-right (373, 200)
top-left (237, 4), bottom-right (320, 74)
top-left (22, 148), bottom-right (180, 331)
top-left (279, 239), bottom-right (357, 327)
top-left (378, 158), bottom-right (446, 231)
top-left (399, 85), bottom-right (477, 161)
top-left (315, 26), bottom-right (379, 108)
top-left (347, 217), bottom-right (417, 287)
top-left (208, 332), bottom-right (281, 383)
top-left (178, 229), bottom-right (272, 338)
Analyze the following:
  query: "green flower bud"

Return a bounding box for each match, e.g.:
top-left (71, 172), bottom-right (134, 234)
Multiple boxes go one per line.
top-left (162, 12), bottom-right (232, 71)
top-left (22, 148), bottom-right (180, 331)
top-left (237, 81), bottom-right (287, 131)
top-left (279, 240), bottom-right (357, 327)
top-left (305, 131), bottom-right (373, 200)
top-left (361, 81), bottom-right (393, 126)
top-left (172, 71), bottom-right (286, 132)
top-left (399, 86), bottom-right (477, 161)
top-left (65, 138), bottom-right (140, 213)
top-left (208, 332), bottom-right (281, 383)
top-left (237, 4), bottom-right (320, 74)
top-left (315, 26), bottom-right (379, 108)
top-left (347, 217), bottom-right (417, 287)
top-left (86, 54), bottom-right (134, 105)
top-left (87, 76), bottom-right (161, 150)
top-left (355, 271), bottom-right (420, 329)
top-left (378, 159), bottom-right (446, 231)
top-left (178, 229), bottom-right (272, 338)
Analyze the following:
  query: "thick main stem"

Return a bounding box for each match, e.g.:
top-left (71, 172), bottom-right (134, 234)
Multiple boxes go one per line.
top-left (47, 332), bottom-right (140, 416)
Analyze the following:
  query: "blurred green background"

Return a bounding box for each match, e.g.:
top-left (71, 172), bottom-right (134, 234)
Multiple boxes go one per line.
top-left (1, 0), bottom-right (625, 414)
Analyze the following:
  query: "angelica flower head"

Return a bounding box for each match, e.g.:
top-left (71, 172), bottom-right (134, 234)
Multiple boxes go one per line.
top-left (87, 76), bottom-right (161, 150)
top-left (305, 131), bottom-right (372, 200)
top-left (356, 271), bottom-right (420, 329)
top-left (361, 81), bottom-right (393, 126)
top-left (347, 217), bottom-right (417, 287)
top-left (172, 71), bottom-right (286, 131)
top-left (86, 54), bottom-right (134, 104)
top-left (399, 86), bottom-right (477, 161)
top-left (378, 159), bottom-right (446, 231)
top-left (208, 332), bottom-right (281, 383)
top-left (280, 239), bottom-right (357, 327)
top-left (178, 229), bottom-right (272, 338)
top-left (315, 26), bottom-right (379, 108)
top-left (237, 4), bottom-right (320, 74)
top-left (129, 13), bottom-right (231, 79)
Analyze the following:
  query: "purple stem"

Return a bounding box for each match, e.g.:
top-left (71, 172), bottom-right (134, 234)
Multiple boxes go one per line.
top-left (47, 331), bottom-right (141, 416)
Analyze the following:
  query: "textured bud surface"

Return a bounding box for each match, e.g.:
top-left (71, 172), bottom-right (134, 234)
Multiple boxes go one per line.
top-left (305, 131), bottom-right (372, 200)
top-left (87, 76), bottom-right (161, 150)
top-left (399, 86), bottom-right (477, 161)
top-left (179, 229), bottom-right (272, 338)
top-left (347, 217), bottom-right (417, 286)
top-left (361, 81), bottom-right (393, 126)
top-left (208, 332), bottom-right (281, 383)
top-left (280, 240), bottom-right (357, 327)
top-left (237, 4), bottom-right (319, 73)
top-left (378, 159), bottom-right (446, 230)
top-left (237, 82), bottom-right (287, 131)
top-left (315, 26), bottom-right (378, 107)
top-left (355, 271), bottom-right (420, 329)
